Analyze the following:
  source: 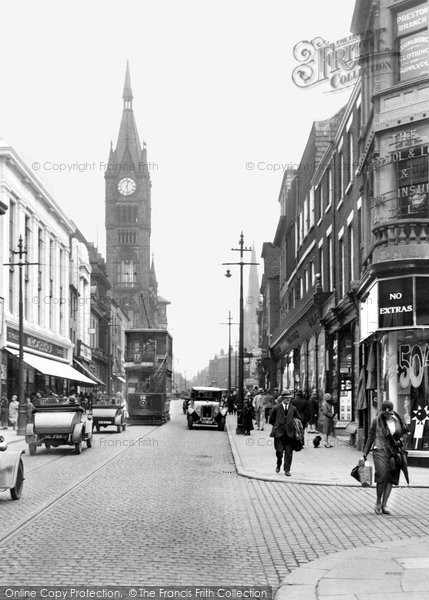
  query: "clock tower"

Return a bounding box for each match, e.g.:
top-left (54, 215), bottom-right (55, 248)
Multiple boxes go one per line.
top-left (105, 62), bottom-right (156, 327)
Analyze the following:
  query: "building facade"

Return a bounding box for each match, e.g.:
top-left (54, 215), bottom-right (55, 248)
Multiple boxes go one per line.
top-left (0, 141), bottom-right (95, 400)
top-left (352, 0), bottom-right (429, 461)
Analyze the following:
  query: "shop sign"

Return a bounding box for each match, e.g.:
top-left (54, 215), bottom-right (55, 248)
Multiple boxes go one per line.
top-left (78, 340), bottom-right (92, 362)
top-left (416, 278), bottom-right (429, 325)
top-left (6, 326), bottom-right (66, 358)
top-left (378, 278), bottom-right (414, 328)
top-left (399, 343), bottom-right (429, 389)
top-left (368, 144), bottom-right (428, 174)
top-left (397, 4), bottom-right (429, 36)
top-left (399, 33), bottom-right (429, 81)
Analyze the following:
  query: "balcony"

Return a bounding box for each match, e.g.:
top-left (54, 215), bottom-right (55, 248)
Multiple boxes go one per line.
top-left (124, 350), bottom-right (156, 364)
top-left (372, 219), bottom-right (429, 264)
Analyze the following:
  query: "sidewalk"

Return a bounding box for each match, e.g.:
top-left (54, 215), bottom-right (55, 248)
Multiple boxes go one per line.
top-left (226, 413), bottom-right (428, 487)
top-left (0, 428), bottom-right (25, 445)
top-left (226, 414), bottom-right (429, 599)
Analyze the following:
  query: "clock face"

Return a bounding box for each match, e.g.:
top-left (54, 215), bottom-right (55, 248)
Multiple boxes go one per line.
top-left (118, 177), bottom-right (136, 196)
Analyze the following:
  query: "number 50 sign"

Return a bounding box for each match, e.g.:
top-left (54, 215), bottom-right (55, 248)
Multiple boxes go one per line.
top-left (399, 343), bottom-right (428, 389)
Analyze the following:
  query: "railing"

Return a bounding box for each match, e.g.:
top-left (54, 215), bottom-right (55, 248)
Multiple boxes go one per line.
top-left (372, 219), bottom-right (429, 247)
top-left (124, 350), bottom-right (156, 363)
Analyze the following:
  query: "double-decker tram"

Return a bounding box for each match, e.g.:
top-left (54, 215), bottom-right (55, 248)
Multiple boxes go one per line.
top-left (124, 329), bottom-right (172, 425)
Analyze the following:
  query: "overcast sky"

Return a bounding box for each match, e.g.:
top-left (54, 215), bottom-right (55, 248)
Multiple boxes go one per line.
top-left (1, 0), bottom-right (357, 378)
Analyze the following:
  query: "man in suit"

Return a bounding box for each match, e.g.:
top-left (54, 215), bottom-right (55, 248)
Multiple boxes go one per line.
top-left (269, 389), bottom-right (301, 476)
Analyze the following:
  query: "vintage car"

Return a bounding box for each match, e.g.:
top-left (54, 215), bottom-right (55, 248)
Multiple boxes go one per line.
top-left (92, 401), bottom-right (127, 433)
top-left (187, 386), bottom-right (227, 431)
top-left (0, 435), bottom-right (24, 500)
top-left (25, 403), bottom-right (93, 455)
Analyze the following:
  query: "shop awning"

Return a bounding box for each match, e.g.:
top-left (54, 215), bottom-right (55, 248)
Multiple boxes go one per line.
top-left (73, 358), bottom-right (105, 386)
top-left (7, 349), bottom-right (97, 385)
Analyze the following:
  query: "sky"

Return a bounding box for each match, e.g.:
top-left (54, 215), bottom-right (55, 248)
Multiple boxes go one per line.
top-left (1, 0), bottom-right (357, 378)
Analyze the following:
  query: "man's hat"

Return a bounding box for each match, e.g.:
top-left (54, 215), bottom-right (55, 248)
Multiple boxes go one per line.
top-left (281, 389), bottom-right (294, 398)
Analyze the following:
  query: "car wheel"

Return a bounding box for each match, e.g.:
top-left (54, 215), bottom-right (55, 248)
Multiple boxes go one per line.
top-left (74, 440), bottom-right (82, 454)
top-left (187, 416), bottom-right (193, 430)
top-left (28, 443), bottom-right (37, 456)
top-left (10, 459), bottom-right (24, 500)
top-left (45, 443), bottom-right (51, 449)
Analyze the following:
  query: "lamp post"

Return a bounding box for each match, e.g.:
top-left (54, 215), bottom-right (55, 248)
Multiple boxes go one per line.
top-left (220, 311), bottom-right (238, 393)
top-left (4, 236), bottom-right (39, 435)
top-left (223, 232), bottom-right (258, 434)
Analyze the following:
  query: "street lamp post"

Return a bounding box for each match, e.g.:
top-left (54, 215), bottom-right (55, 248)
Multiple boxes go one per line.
top-left (223, 232), bottom-right (258, 435)
top-left (220, 311), bottom-right (238, 393)
top-left (4, 236), bottom-right (39, 435)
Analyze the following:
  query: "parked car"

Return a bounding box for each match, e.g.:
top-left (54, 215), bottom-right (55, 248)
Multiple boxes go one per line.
top-left (187, 386), bottom-right (227, 431)
top-left (92, 400), bottom-right (127, 433)
top-left (25, 402), bottom-right (93, 455)
top-left (0, 435), bottom-right (24, 500)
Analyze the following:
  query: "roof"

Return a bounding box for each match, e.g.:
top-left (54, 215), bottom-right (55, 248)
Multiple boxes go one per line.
top-left (192, 386), bottom-right (224, 392)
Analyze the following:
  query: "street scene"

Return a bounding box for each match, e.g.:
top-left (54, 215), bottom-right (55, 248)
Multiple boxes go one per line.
top-left (1, 400), bottom-right (429, 595)
top-left (1, 0), bottom-right (429, 597)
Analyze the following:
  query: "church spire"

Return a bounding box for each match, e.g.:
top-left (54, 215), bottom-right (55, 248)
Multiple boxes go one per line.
top-left (123, 60), bottom-right (133, 109)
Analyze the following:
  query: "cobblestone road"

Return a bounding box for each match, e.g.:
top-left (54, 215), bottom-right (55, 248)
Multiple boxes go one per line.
top-left (0, 400), bottom-right (428, 588)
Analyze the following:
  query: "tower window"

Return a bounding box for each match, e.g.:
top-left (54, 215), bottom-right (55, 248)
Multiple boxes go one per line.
top-left (117, 230), bottom-right (137, 244)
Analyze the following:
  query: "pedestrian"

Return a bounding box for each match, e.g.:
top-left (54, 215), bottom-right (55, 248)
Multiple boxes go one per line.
top-left (321, 393), bottom-right (336, 447)
top-left (292, 390), bottom-right (310, 433)
top-left (242, 396), bottom-right (254, 435)
top-left (0, 395), bottom-right (9, 429)
top-left (264, 390), bottom-right (275, 423)
top-left (308, 391), bottom-right (319, 433)
top-left (252, 388), bottom-right (265, 430)
top-left (8, 394), bottom-right (19, 430)
top-left (363, 399), bottom-right (409, 515)
top-left (25, 396), bottom-right (35, 425)
top-left (269, 389), bottom-right (301, 476)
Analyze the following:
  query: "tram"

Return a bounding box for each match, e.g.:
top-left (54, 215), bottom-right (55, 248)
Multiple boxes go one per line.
top-left (124, 328), bottom-right (172, 425)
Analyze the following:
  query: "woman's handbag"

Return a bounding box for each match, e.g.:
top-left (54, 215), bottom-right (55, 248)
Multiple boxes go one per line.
top-left (358, 458), bottom-right (373, 487)
top-left (350, 464), bottom-right (360, 482)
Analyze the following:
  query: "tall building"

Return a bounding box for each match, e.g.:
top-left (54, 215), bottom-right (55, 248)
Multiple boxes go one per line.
top-left (105, 63), bottom-right (168, 328)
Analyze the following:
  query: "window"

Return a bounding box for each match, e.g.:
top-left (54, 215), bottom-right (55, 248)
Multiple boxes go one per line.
top-left (397, 148), bottom-right (428, 218)
top-left (117, 260), bottom-right (136, 285)
top-left (309, 188), bottom-right (315, 228)
top-left (304, 197), bottom-right (309, 235)
top-left (339, 151), bottom-right (344, 199)
top-left (396, 4), bottom-right (429, 82)
top-left (9, 201), bottom-right (15, 313)
top-left (49, 240), bottom-right (54, 329)
top-left (310, 260), bottom-right (315, 286)
top-left (348, 131), bottom-right (354, 184)
top-left (338, 235), bottom-right (345, 298)
top-left (303, 269), bottom-right (308, 294)
top-left (348, 223), bottom-right (354, 285)
top-left (318, 246), bottom-right (324, 289)
top-left (24, 216), bottom-right (31, 320)
top-left (117, 230), bottom-right (137, 244)
top-left (318, 183), bottom-right (324, 220)
top-left (328, 168), bottom-right (333, 207)
top-left (327, 234), bottom-right (333, 291)
top-left (37, 228), bottom-right (43, 325)
top-left (59, 248), bottom-right (64, 334)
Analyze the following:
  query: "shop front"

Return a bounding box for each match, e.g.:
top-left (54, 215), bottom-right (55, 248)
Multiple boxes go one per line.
top-left (3, 325), bottom-right (96, 397)
top-left (360, 274), bottom-right (429, 462)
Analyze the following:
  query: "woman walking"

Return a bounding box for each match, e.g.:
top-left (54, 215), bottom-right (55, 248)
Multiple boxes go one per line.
top-left (363, 400), bottom-right (408, 515)
top-left (242, 396), bottom-right (254, 436)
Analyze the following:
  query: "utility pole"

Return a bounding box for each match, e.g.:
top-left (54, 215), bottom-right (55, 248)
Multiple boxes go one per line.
top-left (4, 236), bottom-right (40, 435)
top-left (220, 311), bottom-right (238, 393)
top-left (223, 232), bottom-right (258, 435)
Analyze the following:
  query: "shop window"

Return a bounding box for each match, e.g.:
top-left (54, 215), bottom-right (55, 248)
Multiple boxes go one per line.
top-left (382, 329), bottom-right (429, 451)
top-left (396, 4), bottom-right (429, 82)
